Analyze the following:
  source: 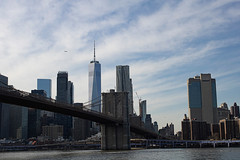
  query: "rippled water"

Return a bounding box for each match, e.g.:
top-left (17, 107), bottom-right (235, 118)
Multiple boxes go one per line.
top-left (1, 148), bottom-right (240, 160)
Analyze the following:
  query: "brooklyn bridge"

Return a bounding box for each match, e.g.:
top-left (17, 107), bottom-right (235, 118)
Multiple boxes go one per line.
top-left (0, 86), bottom-right (159, 150)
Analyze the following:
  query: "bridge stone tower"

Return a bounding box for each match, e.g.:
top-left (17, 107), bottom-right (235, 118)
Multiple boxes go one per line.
top-left (101, 90), bottom-right (130, 150)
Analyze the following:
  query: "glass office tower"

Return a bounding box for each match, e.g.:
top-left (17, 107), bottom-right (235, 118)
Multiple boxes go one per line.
top-left (37, 79), bottom-right (53, 117)
top-left (88, 42), bottom-right (101, 112)
top-left (188, 73), bottom-right (217, 124)
top-left (37, 79), bottom-right (51, 98)
top-left (88, 42), bottom-right (101, 134)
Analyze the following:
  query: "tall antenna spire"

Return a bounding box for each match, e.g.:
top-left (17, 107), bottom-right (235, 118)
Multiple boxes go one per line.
top-left (94, 40), bottom-right (96, 61)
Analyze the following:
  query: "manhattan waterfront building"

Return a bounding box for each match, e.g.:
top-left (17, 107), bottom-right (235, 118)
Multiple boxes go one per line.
top-left (187, 73), bottom-right (217, 124)
top-left (230, 102), bottom-right (239, 118)
top-left (217, 102), bottom-right (230, 122)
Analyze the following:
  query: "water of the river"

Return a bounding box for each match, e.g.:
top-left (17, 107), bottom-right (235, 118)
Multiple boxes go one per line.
top-left (1, 148), bottom-right (240, 160)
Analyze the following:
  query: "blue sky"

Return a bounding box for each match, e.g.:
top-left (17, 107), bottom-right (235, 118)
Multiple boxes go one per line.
top-left (1, 0), bottom-right (240, 132)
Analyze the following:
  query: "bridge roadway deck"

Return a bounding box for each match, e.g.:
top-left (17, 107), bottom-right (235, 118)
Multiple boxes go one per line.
top-left (0, 87), bottom-right (158, 138)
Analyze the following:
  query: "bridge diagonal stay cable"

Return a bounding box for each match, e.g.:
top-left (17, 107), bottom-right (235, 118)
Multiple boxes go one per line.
top-left (82, 94), bottom-right (102, 105)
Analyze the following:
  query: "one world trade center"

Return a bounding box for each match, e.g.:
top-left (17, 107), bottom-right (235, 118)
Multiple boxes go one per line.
top-left (88, 41), bottom-right (101, 113)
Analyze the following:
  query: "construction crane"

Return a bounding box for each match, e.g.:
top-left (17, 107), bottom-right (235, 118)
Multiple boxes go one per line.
top-left (135, 92), bottom-right (142, 104)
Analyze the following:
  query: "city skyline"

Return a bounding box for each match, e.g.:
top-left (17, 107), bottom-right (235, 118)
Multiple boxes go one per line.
top-left (1, 0), bottom-right (240, 132)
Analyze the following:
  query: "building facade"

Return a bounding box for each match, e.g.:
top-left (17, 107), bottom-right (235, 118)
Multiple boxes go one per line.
top-left (145, 114), bottom-right (155, 132)
top-left (159, 123), bottom-right (174, 137)
top-left (37, 79), bottom-right (51, 98)
top-left (72, 103), bottom-right (90, 140)
top-left (37, 79), bottom-right (53, 117)
top-left (181, 114), bottom-right (191, 140)
top-left (55, 71), bottom-right (73, 139)
top-left (153, 121), bottom-right (158, 133)
top-left (116, 65), bottom-right (133, 115)
top-left (28, 90), bottom-right (46, 138)
top-left (42, 125), bottom-right (63, 140)
top-left (230, 102), bottom-right (239, 118)
top-left (217, 102), bottom-right (230, 122)
top-left (68, 81), bottom-right (74, 104)
top-left (219, 118), bottom-right (240, 140)
top-left (188, 73), bottom-right (217, 124)
top-left (181, 114), bottom-right (211, 140)
top-left (139, 100), bottom-right (147, 123)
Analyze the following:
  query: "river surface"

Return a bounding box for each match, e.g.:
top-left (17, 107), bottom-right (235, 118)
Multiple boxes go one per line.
top-left (1, 148), bottom-right (240, 160)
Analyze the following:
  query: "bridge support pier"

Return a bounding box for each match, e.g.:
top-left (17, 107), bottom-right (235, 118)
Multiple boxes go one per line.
top-left (101, 91), bottom-right (130, 150)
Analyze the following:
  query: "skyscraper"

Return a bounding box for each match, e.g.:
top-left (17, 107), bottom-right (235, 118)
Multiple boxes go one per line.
top-left (144, 114), bottom-right (154, 132)
top-left (37, 79), bottom-right (53, 117)
top-left (37, 79), bottom-right (51, 98)
top-left (56, 71), bottom-right (73, 139)
top-left (188, 73), bottom-right (217, 124)
top-left (68, 81), bottom-right (74, 104)
top-left (153, 121), bottom-right (158, 133)
top-left (116, 65), bottom-right (134, 115)
top-left (57, 72), bottom-right (68, 103)
top-left (230, 102), bottom-right (239, 118)
top-left (88, 42), bottom-right (101, 112)
top-left (139, 100), bottom-right (147, 123)
top-left (88, 42), bottom-right (101, 134)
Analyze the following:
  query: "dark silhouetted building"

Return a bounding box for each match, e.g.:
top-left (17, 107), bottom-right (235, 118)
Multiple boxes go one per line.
top-left (159, 123), bottom-right (174, 137)
top-left (219, 118), bottom-right (240, 140)
top-left (55, 71), bottom-right (73, 139)
top-left (217, 102), bottom-right (230, 122)
top-left (28, 90), bottom-right (46, 138)
top-left (211, 123), bottom-right (220, 140)
top-left (190, 121), bottom-right (210, 140)
top-left (230, 102), bottom-right (239, 118)
top-left (68, 81), bottom-right (74, 104)
top-left (145, 114), bottom-right (154, 132)
top-left (153, 121), bottom-right (158, 133)
top-left (1, 75), bottom-right (28, 140)
top-left (181, 114), bottom-right (191, 140)
top-left (181, 114), bottom-right (210, 140)
top-left (72, 103), bottom-right (90, 140)
top-left (42, 125), bottom-right (63, 140)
